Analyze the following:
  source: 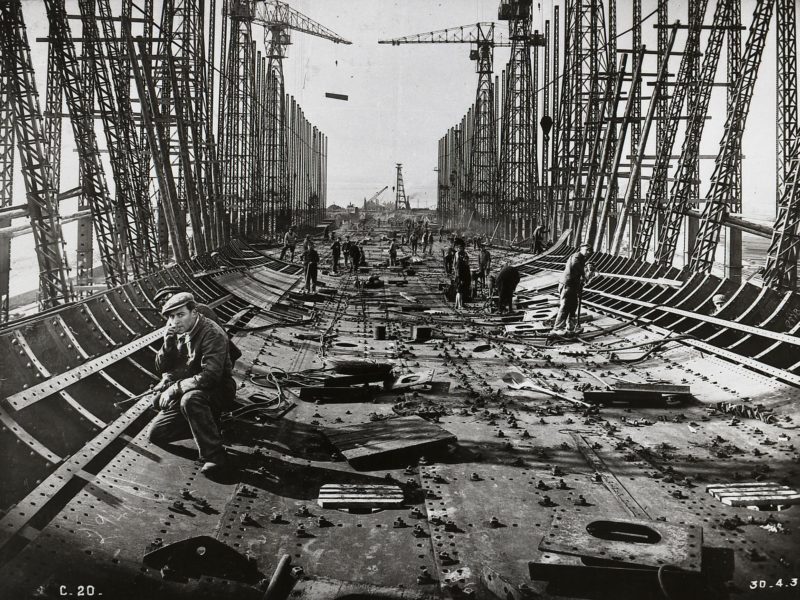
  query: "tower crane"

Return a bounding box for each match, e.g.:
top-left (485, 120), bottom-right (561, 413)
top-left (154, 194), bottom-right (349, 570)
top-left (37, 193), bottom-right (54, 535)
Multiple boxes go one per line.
top-left (255, 1), bottom-right (351, 231)
top-left (395, 164), bottom-right (411, 211)
top-left (379, 24), bottom-right (509, 222)
top-left (223, 1), bottom-right (351, 236)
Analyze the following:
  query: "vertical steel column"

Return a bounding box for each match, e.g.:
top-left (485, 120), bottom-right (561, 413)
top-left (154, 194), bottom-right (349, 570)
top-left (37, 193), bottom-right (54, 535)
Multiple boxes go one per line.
top-left (0, 69), bottom-right (14, 322)
top-left (129, 36), bottom-right (190, 262)
top-left (550, 6), bottom-right (560, 234)
top-left (777, 0), bottom-right (799, 209)
top-left (45, 0), bottom-right (127, 285)
top-left (685, 0), bottom-right (702, 262)
top-left (690, 0), bottom-right (775, 277)
top-left (497, 1), bottom-right (535, 240)
top-left (627, 0), bottom-right (642, 247)
top-left (611, 27), bottom-right (677, 255)
top-left (596, 47), bottom-right (645, 249)
top-left (0, 0), bottom-right (72, 308)
top-left (724, 0), bottom-right (743, 281)
top-left (632, 1), bottom-right (709, 261)
top-left (541, 19), bottom-right (551, 232)
top-left (656, 0), bottom-right (731, 267)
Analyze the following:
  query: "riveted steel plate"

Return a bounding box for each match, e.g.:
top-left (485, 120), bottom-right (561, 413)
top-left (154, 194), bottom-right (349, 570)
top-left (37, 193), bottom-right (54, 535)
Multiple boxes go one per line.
top-left (538, 514), bottom-right (703, 572)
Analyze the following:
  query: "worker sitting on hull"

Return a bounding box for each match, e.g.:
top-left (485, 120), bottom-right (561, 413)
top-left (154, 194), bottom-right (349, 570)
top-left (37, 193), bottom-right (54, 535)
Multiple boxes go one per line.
top-left (551, 243), bottom-right (595, 335)
top-left (148, 292), bottom-right (236, 477)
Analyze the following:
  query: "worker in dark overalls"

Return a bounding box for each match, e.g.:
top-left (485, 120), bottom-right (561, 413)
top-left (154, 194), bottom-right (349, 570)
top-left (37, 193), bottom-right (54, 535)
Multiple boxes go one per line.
top-left (551, 243), bottom-right (595, 335)
top-left (495, 263), bottom-right (520, 313)
top-left (330, 236), bottom-right (341, 273)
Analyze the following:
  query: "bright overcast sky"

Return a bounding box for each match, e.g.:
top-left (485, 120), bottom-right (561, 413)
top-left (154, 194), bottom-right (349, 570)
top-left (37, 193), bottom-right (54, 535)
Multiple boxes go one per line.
top-left (8, 0), bottom-right (785, 293)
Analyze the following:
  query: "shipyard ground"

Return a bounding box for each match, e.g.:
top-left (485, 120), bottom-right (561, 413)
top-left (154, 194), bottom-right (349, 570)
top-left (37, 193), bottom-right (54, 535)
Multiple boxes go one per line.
top-left (0, 230), bottom-right (798, 600)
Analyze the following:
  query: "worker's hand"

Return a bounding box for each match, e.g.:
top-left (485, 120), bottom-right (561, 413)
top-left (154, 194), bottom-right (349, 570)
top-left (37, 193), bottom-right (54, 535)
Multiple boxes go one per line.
top-left (162, 325), bottom-right (177, 346)
top-left (156, 383), bottom-right (182, 410)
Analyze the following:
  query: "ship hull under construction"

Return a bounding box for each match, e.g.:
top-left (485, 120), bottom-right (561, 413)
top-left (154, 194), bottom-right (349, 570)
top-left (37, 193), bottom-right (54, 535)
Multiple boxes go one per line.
top-left (0, 234), bottom-right (798, 600)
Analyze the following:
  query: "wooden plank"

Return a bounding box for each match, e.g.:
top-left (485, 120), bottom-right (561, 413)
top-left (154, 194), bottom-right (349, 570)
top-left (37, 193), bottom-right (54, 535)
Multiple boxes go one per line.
top-left (318, 484), bottom-right (404, 509)
top-left (324, 415), bottom-right (456, 468)
top-left (706, 482), bottom-right (800, 507)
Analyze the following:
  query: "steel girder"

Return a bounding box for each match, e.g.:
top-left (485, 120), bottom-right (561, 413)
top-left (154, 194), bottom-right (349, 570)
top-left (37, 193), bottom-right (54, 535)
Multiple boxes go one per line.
top-left (497, 10), bottom-right (536, 240)
top-left (97, 0), bottom-right (160, 271)
top-left (0, 70), bottom-right (13, 322)
top-left (468, 25), bottom-right (498, 225)
top-left (776, 0), bottom-right (799, 212)
top-left (79, 0), bottom-right (154, 279)
top-left (44, 0), bottom-right (127, 287)
top-left (655, 0), bottom-right (732, 268)
top-left (764, 137), bottom-right (800, 290)
top-left (0, 0), bottom-right (73, 309)
top-left (689, 0), bottom-right (775, 274)
top-left (632, 0), bottom-right (710, 261)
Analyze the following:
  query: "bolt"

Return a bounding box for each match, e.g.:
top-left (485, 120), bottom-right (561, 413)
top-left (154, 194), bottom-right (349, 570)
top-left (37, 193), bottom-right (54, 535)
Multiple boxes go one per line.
top-left (409, 507), bottom-right (424, 519)
top-left (489, 516), bottom-right (501, 528)
top-left (574, 495), bottom-right (588, 506)
top-left (539, 495), bottom-right (555, 507)
top-left (470, 472), bottom-right (481, 481)
top-left (270, 512), bottom-right (283, 524)
top-left (417, 567), bottom-right (434, 584)
top-left (317, 515), bottom-right (331, 527)
top-left (557, 479), bottom-right (568, 490)
top-left (412, 524), bottom-right (428, 538)
top-left (295, 505), bottom-right (311, 517)
top-left (393, 516), bottom-right (407, 528)
top-left (444, 520), bottom-right (458, 532)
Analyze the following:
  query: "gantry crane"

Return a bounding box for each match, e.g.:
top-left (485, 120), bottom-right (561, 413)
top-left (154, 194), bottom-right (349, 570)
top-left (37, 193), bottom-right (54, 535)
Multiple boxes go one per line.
top-left (395, 164), bottom-right (410, 211)
top-left (253, 1), bottom-right (351, 233)
top-left (379, 23), bottom-right (509, 223)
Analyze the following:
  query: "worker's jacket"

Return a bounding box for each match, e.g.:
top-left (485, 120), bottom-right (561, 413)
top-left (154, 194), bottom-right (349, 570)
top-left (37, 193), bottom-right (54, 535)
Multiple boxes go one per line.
top-left (156, 314), bottom-right (233, 392)
top-left (284, 232), bottom-right (297, 246)
top-left (561, 252), bottom-right (592, 290)
top-left (478, 249), bottom-right (491, 272)
top-left (302, 248), bottom-right (319, 266)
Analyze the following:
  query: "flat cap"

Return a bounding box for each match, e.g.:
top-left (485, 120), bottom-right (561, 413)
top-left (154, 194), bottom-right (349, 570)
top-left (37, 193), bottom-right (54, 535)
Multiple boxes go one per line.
top-left (161, 291), bottom-right (195, 316)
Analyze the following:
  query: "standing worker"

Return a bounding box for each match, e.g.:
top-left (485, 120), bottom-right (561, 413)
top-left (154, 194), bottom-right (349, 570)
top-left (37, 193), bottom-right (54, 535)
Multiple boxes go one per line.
top-left (330, 236), bottom-right (341, 273)
top-left (410, 230), bottom-right (419, 256)
top-left (302, 242), bottom-right (319, 293)
top-left (148, 292), bottom-right (236, 477)
top-left (477, 243), bottom-right (492, 296)
top-left (388, 238), bottom-right (398, 266)
top-left (551, 243), bottom-right (595, 335)
top-left (453, 240), bottom-right (471, 308)
top-left (349, 240), bottom-right (362, 273)
top-left (280, 226), bottom-right (298, 262)
top-left (342, 236), bottom-right (352, 269)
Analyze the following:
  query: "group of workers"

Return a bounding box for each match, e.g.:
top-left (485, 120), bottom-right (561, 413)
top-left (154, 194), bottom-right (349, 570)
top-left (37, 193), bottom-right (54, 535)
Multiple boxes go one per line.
top-left (147, 226), bottom-right (595, 480)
